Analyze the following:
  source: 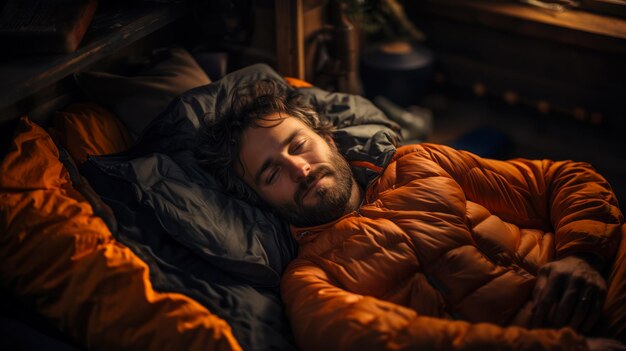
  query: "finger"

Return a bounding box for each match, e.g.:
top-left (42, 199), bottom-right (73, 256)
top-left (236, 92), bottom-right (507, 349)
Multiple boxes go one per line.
top-left (581, 288), bottom-right (605, 333)
top-left (532, 271), bottom-right (564, 328)
top-left (553, 279), bottom-right (580, 327)
top-left (547, 303), bottom-right (559, 328)
top-left (532, 267), bottom-right (550, 304)
top-left (569, 287), bottom-right (595, 331)
top-left (531, 271), bottom-right (550, 328)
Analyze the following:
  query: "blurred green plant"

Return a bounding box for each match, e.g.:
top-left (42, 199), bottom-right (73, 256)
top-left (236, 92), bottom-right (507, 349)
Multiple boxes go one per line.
top-left (340, 0), bottom-right (424, 42)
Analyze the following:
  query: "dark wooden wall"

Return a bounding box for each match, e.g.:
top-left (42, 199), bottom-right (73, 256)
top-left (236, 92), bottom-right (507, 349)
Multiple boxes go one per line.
top-left (405, 0), bottom-right (626, 129)
top-left (0, 1), bottom-right (188, 126)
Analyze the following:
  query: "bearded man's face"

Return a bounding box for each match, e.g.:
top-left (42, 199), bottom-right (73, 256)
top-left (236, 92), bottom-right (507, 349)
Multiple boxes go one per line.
top-left (237, 114), bottom-right (355, 227)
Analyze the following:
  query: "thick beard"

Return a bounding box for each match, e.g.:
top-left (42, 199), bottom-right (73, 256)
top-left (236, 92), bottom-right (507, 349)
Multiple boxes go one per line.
top-left (274, 147), bottom-right (354, 227)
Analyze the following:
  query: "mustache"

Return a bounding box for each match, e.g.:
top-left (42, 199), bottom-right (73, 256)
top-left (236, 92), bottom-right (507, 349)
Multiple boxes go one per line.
top-left (294, 166), bottom-right (334, 205)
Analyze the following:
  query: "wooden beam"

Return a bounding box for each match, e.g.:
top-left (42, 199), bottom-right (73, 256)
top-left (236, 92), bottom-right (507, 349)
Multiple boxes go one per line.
top-left (0, 2), bottom-right (187, 118)
top-left (275, 0), bottom-right (305, 78)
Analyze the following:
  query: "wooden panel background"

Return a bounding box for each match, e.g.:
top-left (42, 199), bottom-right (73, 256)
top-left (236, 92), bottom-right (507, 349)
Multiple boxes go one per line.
top-left (406, 0), bottom-right (626, 128)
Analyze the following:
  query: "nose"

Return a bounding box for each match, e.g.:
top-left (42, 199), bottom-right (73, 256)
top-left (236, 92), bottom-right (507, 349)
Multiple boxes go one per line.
top-left (285, 154), bottom-right (311, 181)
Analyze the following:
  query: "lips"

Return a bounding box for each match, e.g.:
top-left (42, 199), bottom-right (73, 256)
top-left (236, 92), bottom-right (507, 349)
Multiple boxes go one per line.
top-left (302, 174), bottom-right (324, 200)
top-left (296, 166), bottom-right (334, 205)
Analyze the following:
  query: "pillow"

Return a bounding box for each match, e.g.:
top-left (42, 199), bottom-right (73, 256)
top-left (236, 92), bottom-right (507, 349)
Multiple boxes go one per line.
top-left (81, 64), bottom-right (305, 350)
top-left (49, 102), bottom-right (133, 164)
top-left (0, 117), bottom-right (241, 351)
top-left (75, 47), bottom-right (210, 137)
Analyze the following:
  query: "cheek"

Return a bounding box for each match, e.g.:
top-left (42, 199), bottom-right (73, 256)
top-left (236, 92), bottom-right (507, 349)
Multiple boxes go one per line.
top-left (260, 178), bottom-right (296, 206)
top-left (311, 144), bottom-right (329, 159)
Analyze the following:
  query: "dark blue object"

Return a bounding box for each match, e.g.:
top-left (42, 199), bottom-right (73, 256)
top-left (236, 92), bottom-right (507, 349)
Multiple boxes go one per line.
top-left (450, 126), bottom-right (513, 159)
top-left (360, 42), bottom-right (434, 107)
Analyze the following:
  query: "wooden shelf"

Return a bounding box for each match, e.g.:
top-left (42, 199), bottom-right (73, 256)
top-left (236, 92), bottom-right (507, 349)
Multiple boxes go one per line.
top-left (0, 1), bottom-right (187, 117)
top-left (414, 0), bottom-right (626, 55)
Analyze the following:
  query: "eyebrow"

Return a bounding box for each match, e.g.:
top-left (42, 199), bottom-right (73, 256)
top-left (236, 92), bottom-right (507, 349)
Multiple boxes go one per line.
top-left (253, 128), bottom-right (304, 187)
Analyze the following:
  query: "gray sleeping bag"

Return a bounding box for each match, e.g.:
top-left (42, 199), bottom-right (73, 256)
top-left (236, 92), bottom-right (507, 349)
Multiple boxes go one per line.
top-left (81, 64), bottom-right (400, 350)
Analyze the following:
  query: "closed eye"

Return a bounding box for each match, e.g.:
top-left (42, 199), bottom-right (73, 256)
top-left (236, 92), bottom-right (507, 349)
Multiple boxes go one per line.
top-left (291, 139), bottom-right (307, 154)
top-left (266, 168), bottom-right (279, 185)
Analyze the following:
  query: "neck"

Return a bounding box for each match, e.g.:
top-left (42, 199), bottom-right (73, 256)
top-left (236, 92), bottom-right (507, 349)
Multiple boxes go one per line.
top-left (345, 180), bottom-right (364, 215)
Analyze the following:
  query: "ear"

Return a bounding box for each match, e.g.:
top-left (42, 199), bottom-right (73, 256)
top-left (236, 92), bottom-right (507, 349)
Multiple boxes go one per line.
top-left (325, 135), bottom-right (336, 148)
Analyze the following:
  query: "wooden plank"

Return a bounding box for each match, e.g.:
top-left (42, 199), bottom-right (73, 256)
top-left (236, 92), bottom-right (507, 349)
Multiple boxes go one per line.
top-left (410, 0), bottom-right (626, 55)
top-left (0, 24), bottom-right (178, 125)
top-left (275, 0), bottom-right (305, 78)
top-left (420, 17), bottom-right (626, 90)
top-left (0, 1), bottom-right (187, 115)
top-left (438, 53), bottom-right (619, 106)
top-left (436, 53), bottom-right (625, 126)
top-left (404, 0), bottom-right (626, 127)
top-left (302, 1), bottom-right (326, 81)
top-left (578, 0), bottom-right (626, 18)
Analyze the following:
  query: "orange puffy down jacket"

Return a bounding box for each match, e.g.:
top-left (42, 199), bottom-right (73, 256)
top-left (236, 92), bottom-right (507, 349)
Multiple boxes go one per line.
top-left (282, 143), bottom-right (625, 350)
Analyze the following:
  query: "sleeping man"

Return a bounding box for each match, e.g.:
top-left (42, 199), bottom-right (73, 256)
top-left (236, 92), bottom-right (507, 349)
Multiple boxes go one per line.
top-left (197, 78), bottom-right (626, 350)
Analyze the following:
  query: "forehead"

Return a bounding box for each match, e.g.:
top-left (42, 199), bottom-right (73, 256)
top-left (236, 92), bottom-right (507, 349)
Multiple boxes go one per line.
top-left (237, 114), bottom-right (312, 176)
top-left (246, 113), bottom-right (309, 142)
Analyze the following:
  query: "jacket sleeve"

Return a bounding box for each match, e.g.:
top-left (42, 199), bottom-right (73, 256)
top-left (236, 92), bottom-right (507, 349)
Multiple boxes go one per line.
top-left (282, 259), bottom-right (588, 351)
top-left (415, 143), bottom-right (623, 266)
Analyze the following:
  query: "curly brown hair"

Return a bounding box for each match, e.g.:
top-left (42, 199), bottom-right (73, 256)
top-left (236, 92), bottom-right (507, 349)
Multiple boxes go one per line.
top-left (196, 78), bottom-right (334, 204)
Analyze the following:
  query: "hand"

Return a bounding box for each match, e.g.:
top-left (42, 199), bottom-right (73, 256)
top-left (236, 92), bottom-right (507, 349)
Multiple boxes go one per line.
top-left (587, 338), bottom-right (626, 351)
top-left (531, 255), bottom-right (607, 332)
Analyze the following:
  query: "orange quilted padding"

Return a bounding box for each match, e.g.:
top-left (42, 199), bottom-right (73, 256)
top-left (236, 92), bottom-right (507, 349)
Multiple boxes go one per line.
top-left (49, 103), bottom-right (134, 164)
top-left (283, 144), bottom-right (626, 350)
top-left (0, 117), bottom-right (241, 351)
